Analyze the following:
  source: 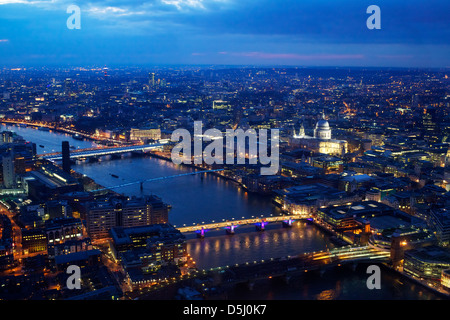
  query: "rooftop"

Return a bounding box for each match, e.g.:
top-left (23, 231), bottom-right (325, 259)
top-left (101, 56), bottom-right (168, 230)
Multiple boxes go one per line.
top-left (274, 183), bottom-right (347, 202)
top-left (319, 200), bottom-right (396, 220)
top-left (45, 217), bottom-right (83, 230)
top-left (369, 215), bottom-right (410, 231)
top-left (111, 223), bottom-right (184, 246)
top-left (54, 249), bottom-right (101, 265)
top-left (405, 246), bottom-right (450, 264)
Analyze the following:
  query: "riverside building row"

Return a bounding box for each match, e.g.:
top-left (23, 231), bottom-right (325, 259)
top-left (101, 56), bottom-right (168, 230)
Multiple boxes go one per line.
top-left (110, 224), bottom-right (187, 289)
top-left (18, 194), bottom-right (171, 256)
top-left (85, 195), bottom-right (170, 241)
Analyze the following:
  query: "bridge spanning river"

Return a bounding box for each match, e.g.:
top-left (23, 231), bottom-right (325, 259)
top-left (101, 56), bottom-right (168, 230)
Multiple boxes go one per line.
top-left (91, 169), bottom-right (225, 192)
top-left (202, 245), bottom-right (390, 288)
top-left (38, 142), bottom-right (166, 160)
top-left (124, 244), bottom-right (391, 298)
top-left (176, 214), bottom-right (301, 235)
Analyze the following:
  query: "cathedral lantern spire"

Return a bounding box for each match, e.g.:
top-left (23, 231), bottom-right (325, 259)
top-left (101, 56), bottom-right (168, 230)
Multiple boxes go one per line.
top-left (299, 121), bottom-right (305, 137)
top-left (293, 119), bottom-right (305, 138)
top-left (314, 111), bottom-right (331, 140)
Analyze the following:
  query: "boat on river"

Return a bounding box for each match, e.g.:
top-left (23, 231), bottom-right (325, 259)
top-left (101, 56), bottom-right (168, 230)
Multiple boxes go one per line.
top-left (72, 133), bottom-right (83, 140)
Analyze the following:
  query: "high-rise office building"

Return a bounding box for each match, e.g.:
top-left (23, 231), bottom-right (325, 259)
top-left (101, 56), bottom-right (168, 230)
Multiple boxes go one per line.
top-left (422, 107), bottom-right (440, 143)
top-left (149, 72), bottom-right (155, 87)
top-left (2, 153), bottom-right (15, 189)
top-left (86, 196), bottom-right (170, 241)
top-left (62, 141), bottom-right (71, 173)
top-left (64, 78), bottom-right (72, 95)
top-left (14, 156), bottom-right (26, 174)
top-left (0, 131), bottom-right (13, 145)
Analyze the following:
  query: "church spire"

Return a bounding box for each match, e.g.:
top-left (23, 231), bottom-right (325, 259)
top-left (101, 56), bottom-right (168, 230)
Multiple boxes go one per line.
top-left (293, 119), bottom-right (305, 138)
top-left (299, 121), bottom-right (305, 137)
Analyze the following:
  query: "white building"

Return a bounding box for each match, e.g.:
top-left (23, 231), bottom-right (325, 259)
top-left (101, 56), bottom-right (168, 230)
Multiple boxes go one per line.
top-left (289, 112), bottom-right (347, 156)
top-left (129, 128), bottom-right (161, 142)
top-left (2, 154), bottom-right (15, 189)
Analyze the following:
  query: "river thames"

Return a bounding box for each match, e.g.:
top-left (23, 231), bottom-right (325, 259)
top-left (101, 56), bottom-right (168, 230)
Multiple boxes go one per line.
top-left (2, 123), bottom-right (444, 300)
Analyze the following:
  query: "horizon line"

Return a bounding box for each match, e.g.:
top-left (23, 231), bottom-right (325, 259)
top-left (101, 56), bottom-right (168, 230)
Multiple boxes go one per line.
top-left (0, 64), bottom-right (449, 71)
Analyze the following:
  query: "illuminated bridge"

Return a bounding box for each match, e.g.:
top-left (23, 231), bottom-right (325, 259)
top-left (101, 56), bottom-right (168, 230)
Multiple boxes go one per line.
top-left (38, 142), bottom-right (166, 161)
top-left (202, 245), bottom-right (390, 286)
top-left (309, 245), bottom-right (390, 264)
top-left (176, 214), bottom-right (300, 236)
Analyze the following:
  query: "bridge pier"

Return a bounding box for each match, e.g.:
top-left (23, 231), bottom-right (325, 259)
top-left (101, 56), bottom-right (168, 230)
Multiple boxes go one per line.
top-left (247, 280), bottom-right (255, 291)
top-left (196, 227), bottom-right (206, 239)
top-left (226, 225), bottom-right (236, 235)
top-left (255, 221), bottom-right (266, 232)
top-left (282, 218), bottom-right (294, 228)
top-left (88, 156), bottom-right (99, 163)
top-left (121, 152), bottom-right (132, 159)
top-left (282, 275), bottom-right (292, 285)
top-left (320, 268), bottom-right (326, 277)
top-left (131, 150), bottom-right (144, 158)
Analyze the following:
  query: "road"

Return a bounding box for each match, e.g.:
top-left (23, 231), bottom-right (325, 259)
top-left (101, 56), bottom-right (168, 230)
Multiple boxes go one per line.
top-left (0, 205), bottom-right (22, 258)
top-left (0, 204), bottom-right (46, 264)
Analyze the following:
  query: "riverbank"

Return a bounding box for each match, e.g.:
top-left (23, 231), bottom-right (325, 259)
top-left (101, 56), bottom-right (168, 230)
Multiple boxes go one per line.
top-left (304, 218), bottom-right (449, 298)
top-left (212, 260), bottom-right (450, 300)
top-left (305, 219), bottom-right (350, 246)
top-left (134, 260), bottom-right (447, 300)
top-left (0, 119), bottom-right (122, 145)
top-left (395, 268), bottom-right (450, 299)
top-left (312, 221), bottom-right (448, 298)
top-left (146, 150), bottom-right (243, 186)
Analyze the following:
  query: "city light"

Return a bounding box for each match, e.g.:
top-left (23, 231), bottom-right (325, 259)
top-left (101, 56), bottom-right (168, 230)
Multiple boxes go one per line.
top-left (0, 44), bottom-right (448, 303)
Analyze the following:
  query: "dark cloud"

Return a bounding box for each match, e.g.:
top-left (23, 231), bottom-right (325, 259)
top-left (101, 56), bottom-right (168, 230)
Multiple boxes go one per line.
top-left (0, 0), bottom-right (448, 66)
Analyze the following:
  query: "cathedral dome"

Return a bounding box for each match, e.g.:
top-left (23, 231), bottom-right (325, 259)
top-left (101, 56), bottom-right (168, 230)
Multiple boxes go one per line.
top-left (314, 113), bottom-right (331, 140)
top-left (315, 119), bottom-right (330, 129)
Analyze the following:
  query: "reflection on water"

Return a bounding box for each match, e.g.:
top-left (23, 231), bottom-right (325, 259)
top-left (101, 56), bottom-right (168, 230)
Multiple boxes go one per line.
top-left (227, 263), bottom-right (443, 300)
top-left (316, 289), bottom-right (337, 300)
top-left (73, 157), bottom-right (281, 226)
top-left (0, 124), bottom-right (97, 153)
top-left (186, 221), bottom-right (335, 270)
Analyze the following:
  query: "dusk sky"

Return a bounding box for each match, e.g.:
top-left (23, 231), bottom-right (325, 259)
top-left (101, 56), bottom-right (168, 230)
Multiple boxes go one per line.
top-left (0, 0), bottom-right (449, 68)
